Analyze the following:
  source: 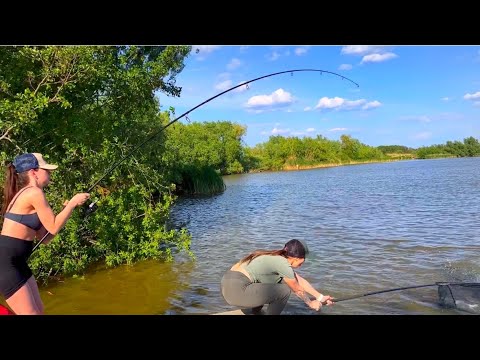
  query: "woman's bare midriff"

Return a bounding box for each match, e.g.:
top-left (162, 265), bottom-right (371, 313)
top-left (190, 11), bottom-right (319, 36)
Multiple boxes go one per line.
top-left (230, 261), bottom-right (253, 282)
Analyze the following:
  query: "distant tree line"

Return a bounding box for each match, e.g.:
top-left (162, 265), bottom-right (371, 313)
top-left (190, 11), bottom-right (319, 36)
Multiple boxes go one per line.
top-left (415, 137), bottom-right (480, 159)
top-left (245, 134), bottom-right (386, 171)
top-left (170, 123), bottom-right (480, 173)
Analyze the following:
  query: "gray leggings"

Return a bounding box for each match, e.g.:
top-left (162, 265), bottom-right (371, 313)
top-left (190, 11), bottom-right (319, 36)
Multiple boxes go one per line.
top-left (221, 270), bottom-right (291, 315)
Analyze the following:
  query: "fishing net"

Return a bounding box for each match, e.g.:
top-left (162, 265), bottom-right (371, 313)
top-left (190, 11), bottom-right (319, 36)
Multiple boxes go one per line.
top-left (331, 282), bottom-right (480, 314)
top-left (437, 282), bottom-right (480, 314)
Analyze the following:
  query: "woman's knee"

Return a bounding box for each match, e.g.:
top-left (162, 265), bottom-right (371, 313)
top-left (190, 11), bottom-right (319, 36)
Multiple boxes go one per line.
top-left (5, 280), bottom-right (44, 315)
top-left (6, 298), bottom-right (43, 315)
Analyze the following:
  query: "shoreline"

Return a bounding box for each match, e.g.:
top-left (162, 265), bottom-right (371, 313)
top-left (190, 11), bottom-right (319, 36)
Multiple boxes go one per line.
top-left (244, 157), bottom-right (416, 175)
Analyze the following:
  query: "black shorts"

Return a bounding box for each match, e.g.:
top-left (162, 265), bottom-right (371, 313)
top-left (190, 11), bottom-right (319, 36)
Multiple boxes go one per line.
top-left (0, 235), bottom-right (34, 299)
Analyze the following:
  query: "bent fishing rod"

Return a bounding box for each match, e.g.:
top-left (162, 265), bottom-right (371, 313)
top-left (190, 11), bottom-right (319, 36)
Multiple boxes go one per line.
top-left (32, 68), bottom-right (359, 253)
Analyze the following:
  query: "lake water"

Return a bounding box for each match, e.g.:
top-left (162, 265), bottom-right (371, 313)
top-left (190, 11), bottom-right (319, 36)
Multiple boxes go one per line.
top-left (40, 158), bottom-right (480, 315)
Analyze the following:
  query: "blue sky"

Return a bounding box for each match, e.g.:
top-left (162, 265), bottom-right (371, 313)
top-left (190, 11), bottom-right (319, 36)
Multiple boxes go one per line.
top-left (157, 46), bottom-right (480, 149)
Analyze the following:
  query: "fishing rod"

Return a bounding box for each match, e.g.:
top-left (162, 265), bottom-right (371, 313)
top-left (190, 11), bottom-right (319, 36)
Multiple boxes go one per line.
top-left (32, 68), bottom-right (359, 253)
top-left (322, 281), bottom-right (468, 304)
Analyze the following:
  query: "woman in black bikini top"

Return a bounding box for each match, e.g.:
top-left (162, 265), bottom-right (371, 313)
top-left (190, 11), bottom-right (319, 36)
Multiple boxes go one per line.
top-left (0, 152), bottom-right (90, 315)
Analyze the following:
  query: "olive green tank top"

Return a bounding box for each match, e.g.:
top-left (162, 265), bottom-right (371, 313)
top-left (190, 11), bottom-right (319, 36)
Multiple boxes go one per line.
top-left (242, 255), bottom-right (295, 284)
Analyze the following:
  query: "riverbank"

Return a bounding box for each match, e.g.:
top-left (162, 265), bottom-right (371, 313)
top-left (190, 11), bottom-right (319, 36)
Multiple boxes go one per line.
top-left (245, 157), bottom-right (414, 174)
top-left (282, 159), bottom-right (404, 172)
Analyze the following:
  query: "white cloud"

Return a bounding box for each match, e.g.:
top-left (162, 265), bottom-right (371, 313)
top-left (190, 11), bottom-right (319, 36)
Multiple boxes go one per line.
top-left (271, 126), bottom-right (290, 135)
top-left (339, 64), bottom-right (353, 71)
top-left (341, 46), bottom-right (391, 56)
top-left (343, 99), bottom-right (366, 110)
top-left (304, 106), bottom-right (312, 111)
top-left (361, 52), bottom-right (398, 64)
top-left (314, 97), bottom-right (381, 111)
top-left (341, 46), bottom-right (397, 65)
top-left (306, 128), bottom-right (315, 132)
top-left (215, 80), bottom-right (232, 91)
top-left (295, 46), bottom-right (310, 56)
top-left (328, 128), bottom-right (348, 132)
top-left (214, 75), bottom-right (249, 93)
top-left (362, 100), bottom-right (381, 110)
top-left (267, 51), bottom-right (281, 61)
top-left (245, 88), bottom-right (294, 111)
top-left (315, 97), bottom-right (345, 109)
top-left (239, 46), bottom-right (249, 52)
top-left (441, 97), bottom-right (451, 101)
top-left (227, 58), bottom-right (242, 70)
top-left (233, 81), bottom-right (249, 93)
top-left (464, 91), bottom-right (480, 100)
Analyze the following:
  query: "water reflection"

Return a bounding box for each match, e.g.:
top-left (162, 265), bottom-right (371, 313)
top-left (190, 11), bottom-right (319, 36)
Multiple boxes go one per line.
top-left (41, 258), bottom-right (194, 315)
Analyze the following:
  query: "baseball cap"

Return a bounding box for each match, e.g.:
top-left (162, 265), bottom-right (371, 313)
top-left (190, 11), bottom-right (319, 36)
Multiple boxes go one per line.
top-left (12, 153), bottom-right (58, 173)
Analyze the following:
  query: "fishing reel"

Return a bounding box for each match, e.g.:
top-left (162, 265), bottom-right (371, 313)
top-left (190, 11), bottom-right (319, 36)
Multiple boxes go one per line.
top-left (81, 199), bottom-right (99, 218)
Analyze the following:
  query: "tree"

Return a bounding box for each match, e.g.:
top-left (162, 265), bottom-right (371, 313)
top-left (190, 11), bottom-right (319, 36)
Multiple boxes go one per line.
top-left (0, 46), bottom-right (193, 281)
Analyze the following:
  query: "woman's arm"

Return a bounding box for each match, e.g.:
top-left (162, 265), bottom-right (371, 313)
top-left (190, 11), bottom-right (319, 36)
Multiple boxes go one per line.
top-left (34, 200), bottom-right (70, 244)
top-left (31, 189), bottom-right (89, 235)
top-left (296, 273), bottom-right (333, 304)
top-left (283, 274), bottom-right (322, 311)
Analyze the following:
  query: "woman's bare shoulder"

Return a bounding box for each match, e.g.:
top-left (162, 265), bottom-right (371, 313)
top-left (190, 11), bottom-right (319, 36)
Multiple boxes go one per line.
top-left (21, 187), bottom-right (46, 204)
top-left (23, 186), bottom-right (44, 196)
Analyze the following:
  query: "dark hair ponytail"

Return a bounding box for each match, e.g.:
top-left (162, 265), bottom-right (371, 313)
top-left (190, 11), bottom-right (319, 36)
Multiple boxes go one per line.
top-left (238, 239), bottom-right (308, 265)
top-left (1, 163), bottom-right (28, 215)
top-left (239, 248), bottom-right (286, 264)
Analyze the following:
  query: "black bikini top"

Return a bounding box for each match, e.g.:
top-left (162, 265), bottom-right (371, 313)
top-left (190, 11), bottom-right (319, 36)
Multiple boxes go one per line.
top-left (3, 186), bottom-right (43, 231)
